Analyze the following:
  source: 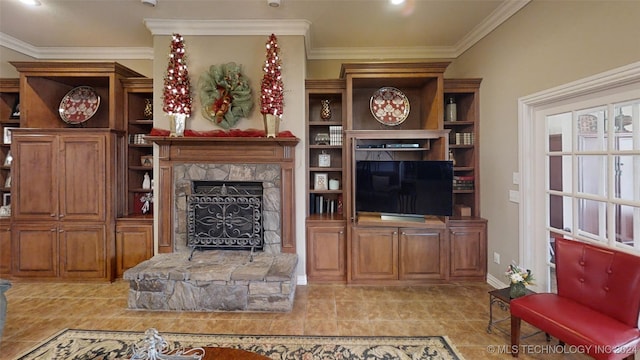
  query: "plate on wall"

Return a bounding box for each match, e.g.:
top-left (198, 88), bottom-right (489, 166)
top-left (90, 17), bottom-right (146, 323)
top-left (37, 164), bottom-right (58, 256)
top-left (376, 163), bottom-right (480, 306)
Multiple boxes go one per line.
top-left (58, 86), bottom-right (101, 124)
top-left (369, 87), bottom-right (410, 126)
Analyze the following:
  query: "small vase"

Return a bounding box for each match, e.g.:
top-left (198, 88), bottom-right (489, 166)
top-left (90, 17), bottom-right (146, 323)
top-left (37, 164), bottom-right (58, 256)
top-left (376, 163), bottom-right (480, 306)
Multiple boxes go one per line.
top-left (320, 99), bottom-right (332, 120)
top-left (509, 282), bottom-right (527, 299)
top-left (169, 113), bottom-right (187, 137)
top-left (264, 114), bottom-right (280, 138)
top-left (143, 98), bottom-right (153, 119)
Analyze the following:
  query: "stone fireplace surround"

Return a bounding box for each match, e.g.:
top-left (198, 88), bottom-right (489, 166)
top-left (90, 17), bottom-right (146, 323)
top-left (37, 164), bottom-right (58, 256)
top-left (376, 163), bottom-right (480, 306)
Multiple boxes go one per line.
top-left (124, 136), bottom-right (300, 312)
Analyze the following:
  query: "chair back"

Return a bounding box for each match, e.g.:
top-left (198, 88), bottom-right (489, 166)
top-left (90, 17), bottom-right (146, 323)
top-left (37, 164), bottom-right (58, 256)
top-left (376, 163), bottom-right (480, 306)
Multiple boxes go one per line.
top-left (555, 237), bottom-right (640, 328)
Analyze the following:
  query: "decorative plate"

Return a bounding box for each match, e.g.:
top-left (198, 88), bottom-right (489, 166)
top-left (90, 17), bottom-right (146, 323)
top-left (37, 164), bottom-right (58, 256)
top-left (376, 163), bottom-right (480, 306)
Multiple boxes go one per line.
top-left (369, 87), bottom-right (410, 126)
top-left (58, 86), bottom-right (100, 124)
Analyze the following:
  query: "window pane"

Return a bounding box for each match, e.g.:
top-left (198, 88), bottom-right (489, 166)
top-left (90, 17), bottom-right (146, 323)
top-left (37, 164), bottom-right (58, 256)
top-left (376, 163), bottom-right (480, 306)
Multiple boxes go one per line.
top-left (548, 155), bottom-right (572, 192)
top-left (614, 103), bottom-right (634, 138)
top-left (577, 155), bottom-right (607, 197)
top-left (547, 112), bottom-right (572, 152)
top-left (549, 194), bottom-right (572, 232)
top-left (615, 154), bottom-right (638, 202)
top-left (615, 204), bottom-right (637, 248)
top-left (578, 198), bottom-right (607, 241)
top-left (577, 108), bottom-right (607, 151)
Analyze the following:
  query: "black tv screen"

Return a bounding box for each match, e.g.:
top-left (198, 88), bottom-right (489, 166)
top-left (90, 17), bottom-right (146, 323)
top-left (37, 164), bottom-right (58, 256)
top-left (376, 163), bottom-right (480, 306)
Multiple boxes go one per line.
top-left (355, 160), bottom-right (453, 217)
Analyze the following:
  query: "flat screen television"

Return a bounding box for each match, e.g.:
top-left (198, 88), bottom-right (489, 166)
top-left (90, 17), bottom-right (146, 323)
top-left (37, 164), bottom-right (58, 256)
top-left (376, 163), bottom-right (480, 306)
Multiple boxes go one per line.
top-left (355, 160), bottom-right (453, 219)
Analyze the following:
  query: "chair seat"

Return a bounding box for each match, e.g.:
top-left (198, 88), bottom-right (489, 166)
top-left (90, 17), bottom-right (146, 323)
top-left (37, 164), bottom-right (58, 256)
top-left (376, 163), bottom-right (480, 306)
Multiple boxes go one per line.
top-left (511, 293), bottom-right (640, 359)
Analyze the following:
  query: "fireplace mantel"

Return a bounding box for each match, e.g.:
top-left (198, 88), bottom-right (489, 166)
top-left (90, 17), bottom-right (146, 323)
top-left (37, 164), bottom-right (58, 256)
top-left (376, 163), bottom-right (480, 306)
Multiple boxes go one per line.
top-left (148, 136), bottom-right (300, 254)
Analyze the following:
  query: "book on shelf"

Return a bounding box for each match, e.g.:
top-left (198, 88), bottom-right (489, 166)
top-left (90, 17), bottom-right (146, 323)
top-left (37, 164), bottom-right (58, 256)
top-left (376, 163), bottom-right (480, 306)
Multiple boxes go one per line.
top-left (450, 132), bottom-right (475, 145)
top-left (309, 194), bottom-right (339, 215)
top-left (453, 175), bottom-right (474, 190)
top-left (329, 125), bottom-right (343, 146)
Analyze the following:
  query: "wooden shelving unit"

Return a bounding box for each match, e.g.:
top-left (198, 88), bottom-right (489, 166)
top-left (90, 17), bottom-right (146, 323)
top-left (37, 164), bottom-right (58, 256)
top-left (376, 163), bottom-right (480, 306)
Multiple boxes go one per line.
top-left (305, 62), bottom-right (487, 284)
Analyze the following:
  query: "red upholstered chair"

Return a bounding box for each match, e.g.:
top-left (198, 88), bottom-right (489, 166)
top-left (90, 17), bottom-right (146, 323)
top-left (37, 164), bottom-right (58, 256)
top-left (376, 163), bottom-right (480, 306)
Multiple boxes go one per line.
top-left (510, 237), bottom-right (640, 360)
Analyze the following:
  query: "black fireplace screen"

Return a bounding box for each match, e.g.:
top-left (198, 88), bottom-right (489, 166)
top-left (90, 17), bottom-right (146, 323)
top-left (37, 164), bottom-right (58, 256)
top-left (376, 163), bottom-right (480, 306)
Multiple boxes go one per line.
top-left (187, 181), bottom-right (263, 251)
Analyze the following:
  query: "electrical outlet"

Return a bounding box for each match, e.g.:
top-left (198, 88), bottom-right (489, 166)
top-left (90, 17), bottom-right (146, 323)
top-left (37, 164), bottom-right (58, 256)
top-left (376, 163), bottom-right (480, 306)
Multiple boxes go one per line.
top-left (493, 252), bottom-right (501, 264)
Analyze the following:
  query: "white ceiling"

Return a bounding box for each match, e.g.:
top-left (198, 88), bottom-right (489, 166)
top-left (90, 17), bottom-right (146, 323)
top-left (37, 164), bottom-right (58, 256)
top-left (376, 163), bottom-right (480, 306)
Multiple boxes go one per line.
top-left (0, 0), bottom-right (530, 60)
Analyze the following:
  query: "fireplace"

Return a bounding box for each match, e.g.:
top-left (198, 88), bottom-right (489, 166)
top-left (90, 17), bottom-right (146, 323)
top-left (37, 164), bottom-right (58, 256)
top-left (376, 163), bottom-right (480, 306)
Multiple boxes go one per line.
top-left (150, 136), bottom-right (299, 254)
top-left (123, 136), bottom-right (300, 312)
top-left (187, 181), bottom-right (264, 252)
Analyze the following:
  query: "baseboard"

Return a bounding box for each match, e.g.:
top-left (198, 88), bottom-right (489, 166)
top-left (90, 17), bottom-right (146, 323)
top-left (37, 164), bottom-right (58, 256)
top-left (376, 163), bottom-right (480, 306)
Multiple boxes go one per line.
top-left (487, 273), bottom-right (508, 289)
top-left (297, 275), bottom-right (308, 285)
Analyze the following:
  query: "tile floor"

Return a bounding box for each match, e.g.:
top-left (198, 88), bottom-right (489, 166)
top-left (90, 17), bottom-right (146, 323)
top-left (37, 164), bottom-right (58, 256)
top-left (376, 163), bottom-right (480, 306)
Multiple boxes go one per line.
top-left (1, 280), bottom-right (594, 359)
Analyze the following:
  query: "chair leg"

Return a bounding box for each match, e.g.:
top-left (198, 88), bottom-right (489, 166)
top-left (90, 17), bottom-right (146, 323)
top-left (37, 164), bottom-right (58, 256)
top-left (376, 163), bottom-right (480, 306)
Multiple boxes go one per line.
top-left (511, 316), bottom-right (521, 357)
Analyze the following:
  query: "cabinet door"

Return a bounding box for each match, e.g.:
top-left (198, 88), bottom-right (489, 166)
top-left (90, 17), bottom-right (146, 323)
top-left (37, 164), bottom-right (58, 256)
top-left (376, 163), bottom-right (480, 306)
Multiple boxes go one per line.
top-left (399, 228), bottom-right (447, 280)
top-left (0, 220), bottom-right (10, 274)
top-left (351, 226), bottom-right (398, 281)
top-left (449, 224), bottom-right (487, 278)
top-left (59, 135), bottom-right (106, 222)
top-left (12, 222), bottom-right (58, 277)
top-left (59, 223), bottom-right (106, 279)
top-left (12, 134), bottom-right (58, 221)
top-left (116, 222), bottom-right (153, 277)
top-left (306, 224), bottom-right (345, 282)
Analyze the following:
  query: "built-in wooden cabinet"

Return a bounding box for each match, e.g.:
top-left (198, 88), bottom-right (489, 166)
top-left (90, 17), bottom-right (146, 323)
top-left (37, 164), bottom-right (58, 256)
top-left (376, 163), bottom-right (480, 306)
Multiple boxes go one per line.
top-left (350, 215), bottom-right (448, 284)
top-left (444, 79), bottom-right (482, 217)
top-left (0, 79), bottom-right (20, 220)
top-left (121, 78), bottom-right (154, 218)
top-left (305, 219), bottom-right (346, 282)
top-left (448, 217), bottom-right (487, 280)
top-left (305, 62), bottom-right (487, 285)
top-left (10, 62), bottom-right (142, 130)
top-left (10, 222), bottom-right (105, 279)
top-left (0, 218), bottom-right (10, 275)
top-left (116, 218), bottom-right (153, 277)
top-left (2, 62), bottom-right (149, 281)
top-left (11, 129), bottom-right (121, 280)
top-left (305, 80), bottom-right (346, 219)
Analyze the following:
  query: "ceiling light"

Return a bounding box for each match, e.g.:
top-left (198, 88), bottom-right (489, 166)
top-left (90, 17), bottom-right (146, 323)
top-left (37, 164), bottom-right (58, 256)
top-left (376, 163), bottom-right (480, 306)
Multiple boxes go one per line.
top-left (20, 0), bottom-right (41, 6)
top-left (390, 0), bottom-right (405, 4)
top-left (268, 0), bottom-right (281, 7)
top-left (142, 0), bottom-right (157, 7)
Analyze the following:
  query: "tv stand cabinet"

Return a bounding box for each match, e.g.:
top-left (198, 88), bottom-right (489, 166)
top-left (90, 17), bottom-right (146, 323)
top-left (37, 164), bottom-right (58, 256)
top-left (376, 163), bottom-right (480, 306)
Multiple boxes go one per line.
top-left (350, 215), bottom-right (448, 284)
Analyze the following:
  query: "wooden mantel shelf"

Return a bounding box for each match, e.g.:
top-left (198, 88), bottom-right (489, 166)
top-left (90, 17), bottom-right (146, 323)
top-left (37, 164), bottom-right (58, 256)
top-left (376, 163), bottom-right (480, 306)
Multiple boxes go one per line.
top-left (146, 136), bottom-right (299, 146)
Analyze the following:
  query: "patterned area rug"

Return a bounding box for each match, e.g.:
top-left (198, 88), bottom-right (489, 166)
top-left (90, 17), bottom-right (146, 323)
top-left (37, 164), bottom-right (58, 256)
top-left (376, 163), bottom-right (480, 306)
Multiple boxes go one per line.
top-left (17, 329), bottom-right (465, 360)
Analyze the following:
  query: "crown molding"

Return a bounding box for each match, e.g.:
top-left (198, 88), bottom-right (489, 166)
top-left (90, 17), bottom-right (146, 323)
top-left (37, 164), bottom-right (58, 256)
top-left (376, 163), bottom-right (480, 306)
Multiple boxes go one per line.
top-left (143, 18), bottom-right (311, 37)
top-left (453, 0), bottom-right (530, 57)
top-left (306, 45), bottom-right (456, 61)
top-left (0, 32), bottom-right (154, 60)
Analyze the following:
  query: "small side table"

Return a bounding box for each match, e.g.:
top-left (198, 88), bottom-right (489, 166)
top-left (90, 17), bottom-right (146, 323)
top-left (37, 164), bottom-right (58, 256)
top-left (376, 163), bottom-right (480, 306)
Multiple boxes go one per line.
top-left (487, 287), bottom-right (549, 340)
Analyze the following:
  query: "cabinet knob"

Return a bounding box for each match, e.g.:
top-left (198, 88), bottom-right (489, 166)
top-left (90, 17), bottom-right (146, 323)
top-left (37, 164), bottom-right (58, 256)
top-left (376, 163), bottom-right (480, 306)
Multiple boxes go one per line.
top-left (50, 213), bottom-right (56, 217)
top-left (59, 214), bottom-right (65, 218)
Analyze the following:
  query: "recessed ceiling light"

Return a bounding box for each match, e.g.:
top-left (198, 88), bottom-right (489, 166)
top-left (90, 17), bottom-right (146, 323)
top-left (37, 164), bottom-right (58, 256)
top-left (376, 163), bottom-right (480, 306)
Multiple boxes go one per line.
top-left (390, 0), bottom-right (405, 5)
top-left (268, 0), bottom-right (281, 7)
top-left (20, 0), bottom-right (41, 6)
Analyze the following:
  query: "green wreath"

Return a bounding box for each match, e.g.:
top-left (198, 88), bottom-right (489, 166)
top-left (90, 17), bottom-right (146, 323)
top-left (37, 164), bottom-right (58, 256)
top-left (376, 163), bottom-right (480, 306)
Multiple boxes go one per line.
top-left (198, 62), bottom-right (253, 129)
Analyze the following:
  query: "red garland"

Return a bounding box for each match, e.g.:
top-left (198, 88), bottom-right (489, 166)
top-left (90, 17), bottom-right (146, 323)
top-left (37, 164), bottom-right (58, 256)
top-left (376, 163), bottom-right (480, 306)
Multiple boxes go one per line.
top-left (149, 128), bottom-right (296, 138)
top-left (260, 33), bottom-right (284, 116)
top-left (162, 33), bottom-right (192, 116)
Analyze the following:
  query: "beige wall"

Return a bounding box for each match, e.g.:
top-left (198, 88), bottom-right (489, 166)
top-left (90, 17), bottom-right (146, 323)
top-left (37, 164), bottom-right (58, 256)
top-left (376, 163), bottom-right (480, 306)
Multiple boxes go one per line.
top-left (446, 0), bottom-right (640, 281)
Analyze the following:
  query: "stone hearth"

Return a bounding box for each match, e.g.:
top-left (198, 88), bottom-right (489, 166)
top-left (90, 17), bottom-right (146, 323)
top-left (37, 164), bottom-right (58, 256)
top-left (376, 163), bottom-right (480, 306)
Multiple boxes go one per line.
top-left (123, 137), bottom-right (300, 312)
top-left (124, 251), bottom-right (297, 312)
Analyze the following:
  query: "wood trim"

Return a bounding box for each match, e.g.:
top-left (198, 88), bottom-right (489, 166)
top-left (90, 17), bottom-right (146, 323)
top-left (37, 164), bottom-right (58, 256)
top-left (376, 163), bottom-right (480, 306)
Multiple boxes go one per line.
top-left (151, 136), bottom-right (300, 254)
